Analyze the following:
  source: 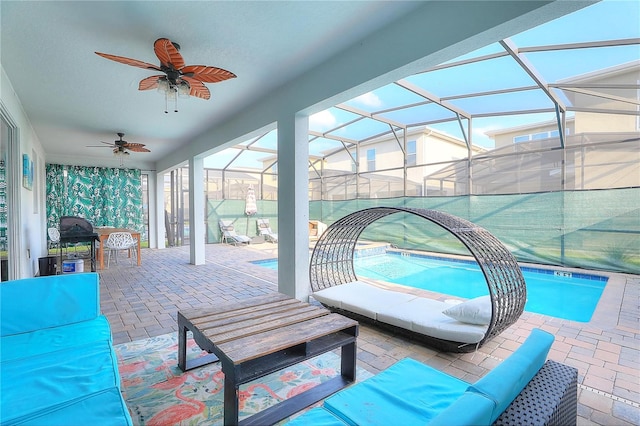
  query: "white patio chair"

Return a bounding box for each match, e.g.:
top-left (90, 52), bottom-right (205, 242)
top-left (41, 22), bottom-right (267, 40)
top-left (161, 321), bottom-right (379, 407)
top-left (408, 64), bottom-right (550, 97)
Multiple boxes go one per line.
top-left (47, 227), bottom-right (61, 253)
top-left (104, 232), bottom-right (138, 267)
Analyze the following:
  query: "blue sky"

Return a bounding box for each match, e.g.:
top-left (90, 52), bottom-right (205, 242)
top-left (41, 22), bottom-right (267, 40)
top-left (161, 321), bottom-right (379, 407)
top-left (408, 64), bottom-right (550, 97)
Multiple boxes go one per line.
top-left (205, 0), bottom-right (639, 169)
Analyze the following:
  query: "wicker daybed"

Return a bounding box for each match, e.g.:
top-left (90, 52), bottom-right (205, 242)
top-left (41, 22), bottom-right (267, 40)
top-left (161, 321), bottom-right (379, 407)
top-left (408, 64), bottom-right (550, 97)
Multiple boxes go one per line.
top-left (309, 207), bottom-right (527, 352)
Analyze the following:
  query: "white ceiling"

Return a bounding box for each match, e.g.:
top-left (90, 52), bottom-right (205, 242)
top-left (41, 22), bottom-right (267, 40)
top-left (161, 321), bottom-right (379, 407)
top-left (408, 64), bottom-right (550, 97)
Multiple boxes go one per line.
top-left (1, 1), bottom-right (589, 171)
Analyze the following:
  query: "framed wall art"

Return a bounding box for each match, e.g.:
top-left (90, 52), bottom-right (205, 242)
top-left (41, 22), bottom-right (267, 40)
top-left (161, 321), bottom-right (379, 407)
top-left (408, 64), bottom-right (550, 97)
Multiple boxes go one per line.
top-left (22, 153), bottom-right (33, 190)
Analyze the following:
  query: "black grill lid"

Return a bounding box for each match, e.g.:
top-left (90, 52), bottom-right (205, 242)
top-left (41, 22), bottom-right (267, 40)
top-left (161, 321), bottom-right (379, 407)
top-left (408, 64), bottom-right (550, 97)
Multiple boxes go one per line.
top-left (59, 216), bottom-right (94, 236)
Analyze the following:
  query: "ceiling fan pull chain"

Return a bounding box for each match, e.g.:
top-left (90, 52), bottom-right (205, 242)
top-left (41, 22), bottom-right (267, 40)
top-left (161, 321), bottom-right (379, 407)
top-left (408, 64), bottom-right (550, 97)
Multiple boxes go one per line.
top-left (164, 95), bottom-right (169, 114)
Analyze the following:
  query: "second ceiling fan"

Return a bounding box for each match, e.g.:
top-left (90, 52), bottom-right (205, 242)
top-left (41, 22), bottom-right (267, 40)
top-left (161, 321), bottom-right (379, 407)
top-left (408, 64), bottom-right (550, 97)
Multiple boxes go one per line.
top-left (87, 132), bottom-right (150, 154)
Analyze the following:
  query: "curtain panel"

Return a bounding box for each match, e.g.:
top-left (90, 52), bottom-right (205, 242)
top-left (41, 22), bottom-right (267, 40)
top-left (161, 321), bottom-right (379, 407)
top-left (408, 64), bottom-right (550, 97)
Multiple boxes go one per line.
top-left (46, 164), bottom-right (142, 231)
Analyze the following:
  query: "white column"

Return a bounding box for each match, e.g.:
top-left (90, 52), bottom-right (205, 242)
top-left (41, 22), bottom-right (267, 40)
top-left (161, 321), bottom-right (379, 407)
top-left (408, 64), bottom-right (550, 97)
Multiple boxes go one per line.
top-left (189, 157), bottom-right (205, 265)
top-left (146, 172), bottom-right (157, 249)
top-left (154, 171), bottom-right (166, 249)
top-left (277, 113), bottom-right (310, 301)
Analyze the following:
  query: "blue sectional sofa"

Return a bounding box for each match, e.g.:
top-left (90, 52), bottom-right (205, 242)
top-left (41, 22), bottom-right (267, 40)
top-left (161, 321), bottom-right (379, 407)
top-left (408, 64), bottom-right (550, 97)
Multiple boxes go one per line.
top-left (287, 328), bottom-right (578, 426)
top-left (0, 273), bottom-right (133, 426)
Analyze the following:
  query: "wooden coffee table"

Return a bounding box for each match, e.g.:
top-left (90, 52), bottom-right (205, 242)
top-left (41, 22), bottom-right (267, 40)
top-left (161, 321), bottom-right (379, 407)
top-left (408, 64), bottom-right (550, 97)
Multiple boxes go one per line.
top-left (177, 293), bottom-right (359, 426)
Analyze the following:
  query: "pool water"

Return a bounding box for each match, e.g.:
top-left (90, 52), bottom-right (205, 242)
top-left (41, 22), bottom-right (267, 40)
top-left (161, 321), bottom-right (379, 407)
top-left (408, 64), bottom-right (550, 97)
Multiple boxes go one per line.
top-left (253, 252), bottom-right (608, 322)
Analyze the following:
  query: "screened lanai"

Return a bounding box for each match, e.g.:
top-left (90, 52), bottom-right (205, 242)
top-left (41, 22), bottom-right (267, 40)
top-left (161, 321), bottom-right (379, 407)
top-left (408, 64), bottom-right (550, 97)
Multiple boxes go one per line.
top-left (162, 0), bottom-right (639, 275)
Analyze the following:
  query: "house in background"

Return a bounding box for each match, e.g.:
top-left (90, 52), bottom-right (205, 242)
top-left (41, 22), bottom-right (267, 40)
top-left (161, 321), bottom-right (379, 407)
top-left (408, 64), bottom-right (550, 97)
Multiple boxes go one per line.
top-left (314, 127), bottom-right (486, 199)
top-left (482, 61), bottom-right (640, 192)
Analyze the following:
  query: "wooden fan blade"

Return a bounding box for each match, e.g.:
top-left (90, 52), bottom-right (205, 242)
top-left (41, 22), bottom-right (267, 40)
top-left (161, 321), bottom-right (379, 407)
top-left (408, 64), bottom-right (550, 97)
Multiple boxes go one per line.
top-left (182, 77), bottom-right (211, 99)
top-left (139, 75), bottom-right (163, 91)
top-left (95, 52), bottom-right (162, 71)
top-left (181, 65), bottom-right (236, 83)
top-left (154, 38), bottom-right (185, 70)
top-left (123, 143), bottom-right (150, 153)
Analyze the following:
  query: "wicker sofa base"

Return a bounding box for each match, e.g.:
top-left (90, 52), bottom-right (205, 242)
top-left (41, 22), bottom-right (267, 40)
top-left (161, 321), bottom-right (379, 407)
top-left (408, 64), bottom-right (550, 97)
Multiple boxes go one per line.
top-left (495, 359), bottom-right (578, 426)
top-left (322, 304), bottom-right (484, 353)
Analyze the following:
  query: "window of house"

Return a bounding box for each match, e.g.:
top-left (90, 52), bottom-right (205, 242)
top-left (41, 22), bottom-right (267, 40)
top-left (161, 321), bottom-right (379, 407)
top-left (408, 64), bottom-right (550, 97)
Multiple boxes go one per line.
top-left (367, 149), bottom-right (375, 171)
top-left (407, 140), bottom-right (416, 166)
top-left (350, 151), bottom-right (357, 173)
top-left (514, 129), bottom-right (568, 143)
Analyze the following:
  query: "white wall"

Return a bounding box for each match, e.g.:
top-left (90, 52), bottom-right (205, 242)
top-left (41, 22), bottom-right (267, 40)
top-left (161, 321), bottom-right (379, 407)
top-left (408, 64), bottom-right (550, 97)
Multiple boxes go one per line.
top-left (1, 66), bottom-right (47, 278)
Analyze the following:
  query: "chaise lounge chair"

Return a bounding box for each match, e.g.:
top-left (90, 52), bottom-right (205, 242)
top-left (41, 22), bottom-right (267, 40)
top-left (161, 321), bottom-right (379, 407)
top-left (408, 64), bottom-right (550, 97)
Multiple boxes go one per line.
top-left (256, 218), bottom-right (278, 243)
top-left (219, 220), bottom-right (251, 245)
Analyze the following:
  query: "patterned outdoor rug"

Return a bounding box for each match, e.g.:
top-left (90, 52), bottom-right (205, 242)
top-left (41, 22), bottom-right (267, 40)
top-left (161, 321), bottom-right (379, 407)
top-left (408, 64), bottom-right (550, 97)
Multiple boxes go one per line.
top-left (116, 332), bottom-right (371, 425)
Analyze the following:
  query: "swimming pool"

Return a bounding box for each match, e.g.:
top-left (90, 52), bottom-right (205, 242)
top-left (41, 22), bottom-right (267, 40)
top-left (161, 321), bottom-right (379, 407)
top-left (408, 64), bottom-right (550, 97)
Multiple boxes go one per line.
top-left (253, 252), bottom-right (608, 322)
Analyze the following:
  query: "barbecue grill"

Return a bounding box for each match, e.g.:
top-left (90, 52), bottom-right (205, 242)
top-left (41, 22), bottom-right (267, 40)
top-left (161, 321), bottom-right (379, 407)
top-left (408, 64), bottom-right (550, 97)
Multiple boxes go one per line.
top-left (58, 216), bottom-right (99, 272)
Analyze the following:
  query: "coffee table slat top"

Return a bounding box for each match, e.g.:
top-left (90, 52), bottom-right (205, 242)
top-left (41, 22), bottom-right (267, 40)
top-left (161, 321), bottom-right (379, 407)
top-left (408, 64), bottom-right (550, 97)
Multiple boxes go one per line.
top-left (195, 302), bottom-right (320, 332)
top-left (181, 293), bottom-right (294, 321)
top-left (202, 306), bottom-right (330, 345)
top-left (218, 313), bottom-right (357, 364)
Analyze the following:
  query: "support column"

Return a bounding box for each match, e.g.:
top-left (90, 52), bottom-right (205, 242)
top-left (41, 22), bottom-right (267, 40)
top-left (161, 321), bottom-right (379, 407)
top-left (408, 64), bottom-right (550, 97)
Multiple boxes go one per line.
top-left (146, 172), bottom-right (157, 249)
top-left (154, 171), bottom-right (166, 249)
top-left (277, 113), bottom-right (310, 301)
top-left (189, 157), bottom-right (205, 265)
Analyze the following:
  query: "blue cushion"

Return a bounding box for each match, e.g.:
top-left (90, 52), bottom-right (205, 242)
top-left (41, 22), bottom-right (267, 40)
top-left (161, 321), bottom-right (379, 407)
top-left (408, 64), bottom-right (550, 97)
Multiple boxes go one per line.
top-left (466, 328), bottom-right (554, 423)
top-left (1, 273), bottom-right (99, 336)
top-left (10, 388), bottom-right (133, 426)
top-left (324, 358), bottom-right (469, 426)
top-left (287, 407), bottom-right (348, 426)
top-left (1, 315), bottom-right (112, 362)
top-left (428, 391), bottom-right (495, 426)
top-left (1, 339), bottom-right (121, 424)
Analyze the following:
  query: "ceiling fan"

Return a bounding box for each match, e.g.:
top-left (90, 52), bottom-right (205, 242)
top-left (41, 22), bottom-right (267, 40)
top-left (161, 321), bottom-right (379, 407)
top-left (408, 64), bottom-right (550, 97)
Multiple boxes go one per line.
top-left (95, 38), bottom-right (236, 112)
top-left (87, 132), bottom-right (150, 155)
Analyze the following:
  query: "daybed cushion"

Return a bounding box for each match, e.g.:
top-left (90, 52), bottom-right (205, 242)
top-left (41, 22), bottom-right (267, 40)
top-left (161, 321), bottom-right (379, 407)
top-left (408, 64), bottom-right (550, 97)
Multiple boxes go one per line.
top-left (322, 358), bottom-right (469, 426)
top-left (467, 328), bottom-right (554, 423)
top-left (442, 295), bottom-right (492, 325)
top-left (314, 282), bottom-right (488, 344)
top-left (312, 281), bottom-right (417, 319)
top-left (377, 296), bottom-right (488, 344)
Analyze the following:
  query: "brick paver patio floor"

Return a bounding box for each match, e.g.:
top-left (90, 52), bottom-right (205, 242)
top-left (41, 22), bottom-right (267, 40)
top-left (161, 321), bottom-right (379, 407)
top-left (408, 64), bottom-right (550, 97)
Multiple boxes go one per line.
top-left (98, 243), bottom-right (639, 425)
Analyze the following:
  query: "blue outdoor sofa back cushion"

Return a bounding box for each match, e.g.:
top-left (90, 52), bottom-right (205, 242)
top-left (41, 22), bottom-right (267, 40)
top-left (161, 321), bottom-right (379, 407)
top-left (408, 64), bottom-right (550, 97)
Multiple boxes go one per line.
top-left (0, 273), bottom-right (99, 336)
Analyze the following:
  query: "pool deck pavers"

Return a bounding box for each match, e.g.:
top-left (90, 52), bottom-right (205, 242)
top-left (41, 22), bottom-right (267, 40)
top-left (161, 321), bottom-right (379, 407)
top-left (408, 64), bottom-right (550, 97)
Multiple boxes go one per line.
top-left (98, 243), bottom-right (639, 426)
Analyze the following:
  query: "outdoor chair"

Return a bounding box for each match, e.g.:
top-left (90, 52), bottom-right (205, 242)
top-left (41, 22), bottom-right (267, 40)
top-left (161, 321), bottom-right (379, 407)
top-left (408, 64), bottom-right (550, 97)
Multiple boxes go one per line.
top-left (219, 220), bottom-right (251, 245)
top-left (47, 227), bottom-right (61, 254)
top-left (103, 232), bottom-right (138, 267)
top-left (256, 218), bottom-right (278, 243)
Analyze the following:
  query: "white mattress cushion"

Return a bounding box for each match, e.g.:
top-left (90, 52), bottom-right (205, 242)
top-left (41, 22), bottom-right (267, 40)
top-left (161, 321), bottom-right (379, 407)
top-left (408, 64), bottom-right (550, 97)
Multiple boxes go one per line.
top-left (313, 281), bottom-right (488, 344)
top-left (377, 297), bottom-right (450, 329)
top-left (312, 281), bottom-right (417, 320)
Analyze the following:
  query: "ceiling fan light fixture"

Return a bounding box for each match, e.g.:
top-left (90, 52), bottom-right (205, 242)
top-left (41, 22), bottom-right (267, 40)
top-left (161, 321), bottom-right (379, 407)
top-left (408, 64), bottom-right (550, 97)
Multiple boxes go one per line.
top-left (157, 78), bottom-right (170, 93)
top-left (113, 148), bottom-right (129, 167)
top-left (178, 81), bottom-right (190, 98)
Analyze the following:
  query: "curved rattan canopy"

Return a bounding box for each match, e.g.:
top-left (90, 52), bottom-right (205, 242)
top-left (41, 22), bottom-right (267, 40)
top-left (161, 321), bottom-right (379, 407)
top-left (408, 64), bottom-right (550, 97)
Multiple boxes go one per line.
top-left (309, 207), bottom-right (527, 349)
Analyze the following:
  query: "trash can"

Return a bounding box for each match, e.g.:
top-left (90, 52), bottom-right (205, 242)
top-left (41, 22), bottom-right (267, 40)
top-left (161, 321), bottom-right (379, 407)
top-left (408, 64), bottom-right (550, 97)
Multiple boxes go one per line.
top-left (38, 256), bottom-right (58, 276)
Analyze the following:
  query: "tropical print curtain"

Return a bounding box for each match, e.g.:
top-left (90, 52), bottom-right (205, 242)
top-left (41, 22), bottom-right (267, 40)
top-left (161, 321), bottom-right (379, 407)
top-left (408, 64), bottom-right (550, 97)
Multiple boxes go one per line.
top-left (46, 164), bottom-right (142, 231)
